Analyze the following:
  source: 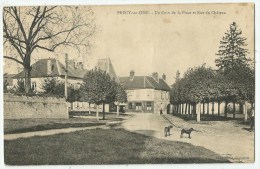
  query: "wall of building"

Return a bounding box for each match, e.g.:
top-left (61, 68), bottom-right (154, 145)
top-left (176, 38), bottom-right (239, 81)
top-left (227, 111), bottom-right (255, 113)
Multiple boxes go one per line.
top-left (4, 94), bottom-right (69, 119)
top-left (126, 89), bottom-right (154, 101)
top-left (154, 90), bottom-right (170, 114)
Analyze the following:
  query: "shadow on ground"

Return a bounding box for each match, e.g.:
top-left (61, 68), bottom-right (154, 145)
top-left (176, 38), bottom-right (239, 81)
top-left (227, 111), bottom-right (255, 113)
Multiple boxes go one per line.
top-left (5, 128), bottom-right (230, 165)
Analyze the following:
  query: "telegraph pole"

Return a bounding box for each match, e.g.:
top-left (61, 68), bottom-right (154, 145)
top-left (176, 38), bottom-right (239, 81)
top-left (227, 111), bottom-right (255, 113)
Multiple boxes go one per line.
top-left (65, 53), bottom-right (68, 100)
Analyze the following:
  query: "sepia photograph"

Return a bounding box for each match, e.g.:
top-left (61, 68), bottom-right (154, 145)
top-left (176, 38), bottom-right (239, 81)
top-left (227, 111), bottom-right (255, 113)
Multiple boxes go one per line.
top-left (1, 1), bottom-right (258, 168)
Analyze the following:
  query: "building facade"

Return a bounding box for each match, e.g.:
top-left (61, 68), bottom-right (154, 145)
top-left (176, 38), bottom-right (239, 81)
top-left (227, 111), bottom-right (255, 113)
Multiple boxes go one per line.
top-left (120, 71), bottom-right (171, 114)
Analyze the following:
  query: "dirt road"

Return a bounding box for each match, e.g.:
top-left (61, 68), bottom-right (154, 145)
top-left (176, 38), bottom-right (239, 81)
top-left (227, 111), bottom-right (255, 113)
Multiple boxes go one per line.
top-left (122, 113), bottom-right (254, 163)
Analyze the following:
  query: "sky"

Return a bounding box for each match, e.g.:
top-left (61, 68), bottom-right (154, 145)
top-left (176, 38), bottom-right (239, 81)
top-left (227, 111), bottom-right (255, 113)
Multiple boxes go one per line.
top-left (4, 3), bottom-right (254, 85)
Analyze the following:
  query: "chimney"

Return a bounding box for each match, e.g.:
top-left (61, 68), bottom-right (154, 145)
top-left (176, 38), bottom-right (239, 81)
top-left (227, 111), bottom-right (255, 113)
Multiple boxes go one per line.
top-left (152, 72), bottom-right (159, 82)
top-left (47, 59), bottom-right (52, 75)
top-left (130, 70), bottom-right (135, 79)
top-left (162, 73), bottom-right (166, 80)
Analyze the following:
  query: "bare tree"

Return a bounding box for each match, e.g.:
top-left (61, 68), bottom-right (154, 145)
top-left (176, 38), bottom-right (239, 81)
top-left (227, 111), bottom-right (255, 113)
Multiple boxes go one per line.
top-left (3, 6), bottom-right (96, 93)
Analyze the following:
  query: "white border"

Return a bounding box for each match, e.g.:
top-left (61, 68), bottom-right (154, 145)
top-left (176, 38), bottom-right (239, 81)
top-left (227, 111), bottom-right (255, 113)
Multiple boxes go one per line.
top-left (0, 0), bottom-right (259, 169)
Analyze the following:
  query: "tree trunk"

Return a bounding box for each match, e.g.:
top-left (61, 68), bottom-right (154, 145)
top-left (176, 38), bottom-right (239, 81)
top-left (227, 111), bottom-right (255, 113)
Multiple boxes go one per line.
top-left (224, 101), bottom-right (228, 117)
top-left (203, 102), bottom-right (205, 114)
top-left (117, 104), bottom-right (120, 116)
top-left (24, 66), bottom-right (31, 93)
top-left (233, 102), bottom-right (236, 119)
top-left (89, 103), bottom-right (91, 114)
top-left (185, 103), bottom-right (188, 114)
top-left (212, 101), bottom-right (215, 115)
top-left (102, 103), bottom-right (105, 120)
top-left (207, 102), bottom-right (209, 115)
top-left (218, 101), bottom-right (220, 116)
top-left (96, 104), bottom-right (99, 121)
top-left (188, 103), bottom-right (191, 117)
top-left (196, 103), bottom-right (201, 122)
top-left (244, 101), bottom-right (248, 123)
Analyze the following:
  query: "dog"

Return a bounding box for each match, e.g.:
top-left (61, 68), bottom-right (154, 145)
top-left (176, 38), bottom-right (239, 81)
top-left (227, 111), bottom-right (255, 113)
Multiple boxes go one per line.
top-left (164, 125), bottom-right (173, 137)
top-left (180, 128), bottom-right (194, 139)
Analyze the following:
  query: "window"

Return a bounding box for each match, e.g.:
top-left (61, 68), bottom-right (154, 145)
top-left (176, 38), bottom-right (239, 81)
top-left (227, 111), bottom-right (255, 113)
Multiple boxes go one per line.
top-left (147, 102), bottom-right (152, 111)
top-left (136, 103), bottom-right (142, 110)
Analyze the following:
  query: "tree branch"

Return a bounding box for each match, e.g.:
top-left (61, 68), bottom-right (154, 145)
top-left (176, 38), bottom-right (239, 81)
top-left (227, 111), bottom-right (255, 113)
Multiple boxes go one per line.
top-left (4, 56), bottom-right (24, 65)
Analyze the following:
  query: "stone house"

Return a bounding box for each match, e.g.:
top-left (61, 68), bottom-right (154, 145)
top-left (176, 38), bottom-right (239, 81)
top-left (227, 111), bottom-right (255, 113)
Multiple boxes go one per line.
top-left (119, 71), bottom-right (171, 114)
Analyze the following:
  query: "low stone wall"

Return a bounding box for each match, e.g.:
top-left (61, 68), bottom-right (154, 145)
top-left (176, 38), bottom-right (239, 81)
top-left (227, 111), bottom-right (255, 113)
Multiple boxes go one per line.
top-left (4, 94), bottom-right (69, 119)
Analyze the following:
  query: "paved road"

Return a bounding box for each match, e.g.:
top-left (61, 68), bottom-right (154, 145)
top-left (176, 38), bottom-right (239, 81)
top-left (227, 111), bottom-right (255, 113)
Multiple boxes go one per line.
top-left (122, 113), bottom-right (254, 163)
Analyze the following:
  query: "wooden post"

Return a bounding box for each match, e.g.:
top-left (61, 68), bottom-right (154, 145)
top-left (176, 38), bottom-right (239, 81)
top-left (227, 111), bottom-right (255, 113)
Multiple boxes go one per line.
top-left (196, 103), bottom-right (201, 122)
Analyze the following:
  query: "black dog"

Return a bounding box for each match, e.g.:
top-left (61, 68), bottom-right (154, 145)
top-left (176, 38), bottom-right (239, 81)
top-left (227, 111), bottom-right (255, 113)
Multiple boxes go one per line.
top-left (180, 128), bottom-right (194, 139)
top-left (164, 125), bottom-right (173, 137)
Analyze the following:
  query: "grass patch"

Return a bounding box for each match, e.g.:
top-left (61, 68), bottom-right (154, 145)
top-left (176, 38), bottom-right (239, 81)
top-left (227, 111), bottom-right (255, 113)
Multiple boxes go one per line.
top-left (5, 129), bottom-right (229, 165)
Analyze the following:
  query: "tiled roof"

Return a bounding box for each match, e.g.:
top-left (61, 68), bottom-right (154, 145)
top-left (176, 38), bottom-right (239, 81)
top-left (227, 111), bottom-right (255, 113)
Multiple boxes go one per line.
top-left (119, 76), bottom-right (171, 91)
top-left (13, 59), bottom-right (87, 79)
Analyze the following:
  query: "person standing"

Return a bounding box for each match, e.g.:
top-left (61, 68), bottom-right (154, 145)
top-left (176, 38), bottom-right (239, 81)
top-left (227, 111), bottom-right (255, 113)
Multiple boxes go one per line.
top-left (250, 106), bottom-right (255, 131)
top-left (160, 103), bottom-right (163, 115)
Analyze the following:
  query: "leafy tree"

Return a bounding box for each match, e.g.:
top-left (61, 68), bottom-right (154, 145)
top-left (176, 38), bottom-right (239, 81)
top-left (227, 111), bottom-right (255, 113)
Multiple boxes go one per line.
top-left (3, 6), bottom-right (96, 93)
top-left (41, 77), bottom-right (81, 101)
top-left (81, 68), bottom-right (118, 120)
top-left (215, 22), bottom-right (249, 72)
top-left (216, 22), bottom-right (254, 105)
top-left (115, 84), bottom-right (127, 103)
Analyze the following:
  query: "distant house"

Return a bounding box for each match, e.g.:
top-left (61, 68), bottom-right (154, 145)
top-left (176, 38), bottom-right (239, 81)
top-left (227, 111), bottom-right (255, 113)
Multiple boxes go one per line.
top-left (119, 71), bottom-right (171, 114)
top-left (11, 57), bottom-right (119, 112)
top-left (12, 58), bottom-right (86, 92)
